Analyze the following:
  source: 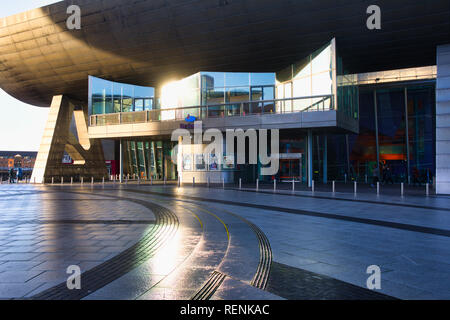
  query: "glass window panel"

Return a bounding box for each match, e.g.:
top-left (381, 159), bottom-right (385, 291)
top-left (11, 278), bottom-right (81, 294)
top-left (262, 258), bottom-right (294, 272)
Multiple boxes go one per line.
top-left (263, 86), bottom-right (275, 100)
top-left (144, 99), bottom-right (153, 110)
top-left (201, 72), bottom-right (225, 88)
top-left (225, 72), bottom-right (250, 87)
top-left (134, 99), bottom-right (144, 111)
top-left (293, 78), bottom-right (311, 111)
top-left (312, 72), bottom-right (332, 96)
top-left (312, 44), bottom-right (332, 74)
top-left (250, 73), bottom-right (275, 86)
top-left (251, 87), bottom-right (263, 101)
top-left (206, 88), bottom-right (225, 105)
top-left (134, 85), bottom-right (154, 99)
top-left (226, 87), bottom-right (249, 103)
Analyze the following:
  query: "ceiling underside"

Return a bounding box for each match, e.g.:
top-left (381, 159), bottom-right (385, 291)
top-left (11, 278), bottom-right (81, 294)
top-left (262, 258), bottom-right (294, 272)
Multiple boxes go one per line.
top-left (0, 0), bottom-right (449, 107)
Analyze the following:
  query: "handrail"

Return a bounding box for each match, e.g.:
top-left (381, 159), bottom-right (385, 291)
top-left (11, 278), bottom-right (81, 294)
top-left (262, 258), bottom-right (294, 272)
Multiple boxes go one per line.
top-left (89, 94), bottom-right (334, 127)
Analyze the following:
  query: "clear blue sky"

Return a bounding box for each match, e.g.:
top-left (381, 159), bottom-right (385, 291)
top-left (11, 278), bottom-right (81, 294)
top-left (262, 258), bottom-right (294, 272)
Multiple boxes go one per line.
top-left (0, 1), bottom-right (62, 151)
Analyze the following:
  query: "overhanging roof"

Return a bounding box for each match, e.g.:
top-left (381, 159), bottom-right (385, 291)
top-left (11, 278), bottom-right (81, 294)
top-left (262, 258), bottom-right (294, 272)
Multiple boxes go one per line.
top-left (0, 0), bottom-right (449, 107)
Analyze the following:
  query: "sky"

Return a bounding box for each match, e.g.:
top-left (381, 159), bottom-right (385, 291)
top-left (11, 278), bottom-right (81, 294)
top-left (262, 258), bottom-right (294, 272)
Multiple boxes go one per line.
top-left (0, 1), bottom-right (63, 151)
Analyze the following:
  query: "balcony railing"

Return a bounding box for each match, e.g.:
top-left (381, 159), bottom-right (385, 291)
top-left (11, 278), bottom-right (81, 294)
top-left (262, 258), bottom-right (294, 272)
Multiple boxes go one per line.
top-left (90, 94), bottom-right (334, 127)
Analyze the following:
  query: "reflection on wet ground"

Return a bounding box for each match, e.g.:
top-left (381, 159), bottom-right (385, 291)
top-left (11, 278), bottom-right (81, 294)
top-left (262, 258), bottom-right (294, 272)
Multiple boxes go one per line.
top-left (0, 184), bottom-right (449, 300)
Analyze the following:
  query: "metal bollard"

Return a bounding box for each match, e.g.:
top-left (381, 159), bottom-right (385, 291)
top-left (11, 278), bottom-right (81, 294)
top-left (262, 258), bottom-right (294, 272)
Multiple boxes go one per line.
top-left (81, 177), bottom-right (84, 185)
top-left (292, 179), bottom-right (295, 192)
top-left (164, 177), bottom-right (166, 185)
top-left (401, 182), bottom-right (404, 196)
top-left (71, 177), bottom-right (73, 185)
top-left (354, 181), bottom-right (357, 195)
top-left (222, 178), bottom-right (225, 189)
top-left (193, 177), bottom-right (195, 187)
top-left (34, 177), bottom-right (36, 184)
top-left (377, 182), bottom-right (380, 195)
top-left (239, 178), bottom-right (242, 189)
top-left (273, 179), bottom-right (276, 191)
top-left (256, 179), bottom-right (259, 191)
top-left (365, 174), bottom-right (368, 184)
top-left (91, 177), bottom-right (94, 185)
top-left (426, 183), bottom-right (429, 196)
top-left (102, 177), bottom-right (105, 185)
top-left (312, 180), bottom-right (315, 193)
top-left (125, 175), bottom-right (128, 184)
top-left (150, 176), bottom-right (153, 185)
top-left (207, 177), bottom-right (210, 188)
top-left (51, 177), bottom-right (54, 184)
top-left (344, 174), bottom-right (347, 184)
top-left (61, 177), bottom-right (64, 185)
top-left (332, 180), bottom-right (335, 193)
top-left (178, 176), bottom-right (181, 188)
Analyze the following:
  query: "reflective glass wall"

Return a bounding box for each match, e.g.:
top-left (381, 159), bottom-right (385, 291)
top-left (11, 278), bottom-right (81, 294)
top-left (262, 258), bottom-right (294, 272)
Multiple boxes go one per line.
top-left (276, 40), bottom-right (336, 112)
top-left (89, 76), bottom-right (155, 115)
top-left (326, 82), bottom-right (435, 183)
top-left (124, 140), bottom-right (177, 181)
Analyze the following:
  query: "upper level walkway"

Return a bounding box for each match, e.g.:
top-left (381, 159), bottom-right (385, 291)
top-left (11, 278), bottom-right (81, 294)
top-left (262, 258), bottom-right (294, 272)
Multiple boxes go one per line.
top-left (88, 95), bottom-right (359, 139)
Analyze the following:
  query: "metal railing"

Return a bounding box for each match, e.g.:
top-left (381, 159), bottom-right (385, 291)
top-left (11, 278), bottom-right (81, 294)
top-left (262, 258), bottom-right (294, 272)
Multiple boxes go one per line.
top-left (90, 94), bottom-right (334, 127)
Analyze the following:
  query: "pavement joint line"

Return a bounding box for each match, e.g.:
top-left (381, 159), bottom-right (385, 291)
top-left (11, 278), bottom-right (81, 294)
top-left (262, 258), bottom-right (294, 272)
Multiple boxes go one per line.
top-left (117, 187), bottom-right (450, 238)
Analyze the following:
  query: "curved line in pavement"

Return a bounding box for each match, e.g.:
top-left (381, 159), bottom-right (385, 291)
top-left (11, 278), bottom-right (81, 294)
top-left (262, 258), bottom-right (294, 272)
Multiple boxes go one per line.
top-left (30, 192), bottom-right (179, 300)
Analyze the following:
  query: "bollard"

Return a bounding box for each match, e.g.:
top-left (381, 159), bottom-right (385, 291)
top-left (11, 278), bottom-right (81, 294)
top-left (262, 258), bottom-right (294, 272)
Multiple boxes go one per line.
top-left (138, 176), bottom-right (140, 185)
top-left (292, 179), bottom-right (295, 192)
top-left (377, 182), bottom-right (380, 195)
top-left (61, 177), bottom-right (64, 185)
top-left (193, 177), bottom-right (195, 187)
top-left (102, 177), bottom-right (105, 185)
top-left (71, 177), bottom-right (73, 185)
top-left (365, 174), bottom-right (368, 184)
top-left (91, 177), bottom-right (94, 185)
top-left (51, 177), bottom-right (54, 184)
top-left (81, 177), bottom-right (84, 185)
top-left (239, 178), bottom-right (242, 190)
top-left (222, 178), bottom-right (225, 189)
top-left (34, 177), bottom-right (36, 184)
top-left (354, 181), bottom-right (357, 195)
top-left (164, 177), bottom-right (166, 185)
top-left (125, 175), bottom-right (128, 184)
top-left (256, 179), bottom-right (259, 191)
top-left (332, 180), bottom-right (336, 193)
top-left (401, 182), bottom-right (404, 196)
top-left (344, 174), bottom-right (347, 184)
top-left (208, 177), bottom-right (210, 188)
top-left (312, 180), bottom-right (315, 193)
top-left (426, 183), bottom-right (429, 196)
top-left (150, 175), bottom-right (153, 185)
top-left (178, 176), bottom-right (181, 188)
top-left (273, 179), bottom-right (276, 192)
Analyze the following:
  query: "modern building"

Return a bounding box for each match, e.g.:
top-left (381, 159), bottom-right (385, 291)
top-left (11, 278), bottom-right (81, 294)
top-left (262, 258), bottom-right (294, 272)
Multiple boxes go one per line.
top-left (0, 1), bottom-right (449, 193)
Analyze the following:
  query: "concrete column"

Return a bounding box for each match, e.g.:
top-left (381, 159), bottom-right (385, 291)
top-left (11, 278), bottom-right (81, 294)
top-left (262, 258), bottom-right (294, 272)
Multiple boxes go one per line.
top-left (307, 129), bottom-right (313, 188)
top-left (436, 44), bottom-right (450, 194)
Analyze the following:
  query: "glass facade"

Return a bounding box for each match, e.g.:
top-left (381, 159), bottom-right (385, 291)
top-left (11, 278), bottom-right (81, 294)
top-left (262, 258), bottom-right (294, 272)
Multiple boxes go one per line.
top-left (124, 140), bottom-right (177, 181)
top-left (276, 40), bottom-right (338, 112)
top-left (326, 82), bottom-right (435, 183)
top-left (88, 76), bottom-right (155, 115)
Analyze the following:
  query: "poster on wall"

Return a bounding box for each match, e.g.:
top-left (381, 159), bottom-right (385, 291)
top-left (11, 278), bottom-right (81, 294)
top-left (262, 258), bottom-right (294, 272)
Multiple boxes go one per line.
top-left (223, 155), bottom-right (235, 169)
top-left (209, 154), bottom-right (219, 171)
top-left (183, 154), bottom-right (192, 171)
top-left (195, 154), bottom-right (206, 171)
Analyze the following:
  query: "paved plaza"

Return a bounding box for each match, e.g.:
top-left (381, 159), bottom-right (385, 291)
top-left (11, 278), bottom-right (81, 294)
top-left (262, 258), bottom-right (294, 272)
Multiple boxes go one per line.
top-left (0, 183), bottom-right (449, 300)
